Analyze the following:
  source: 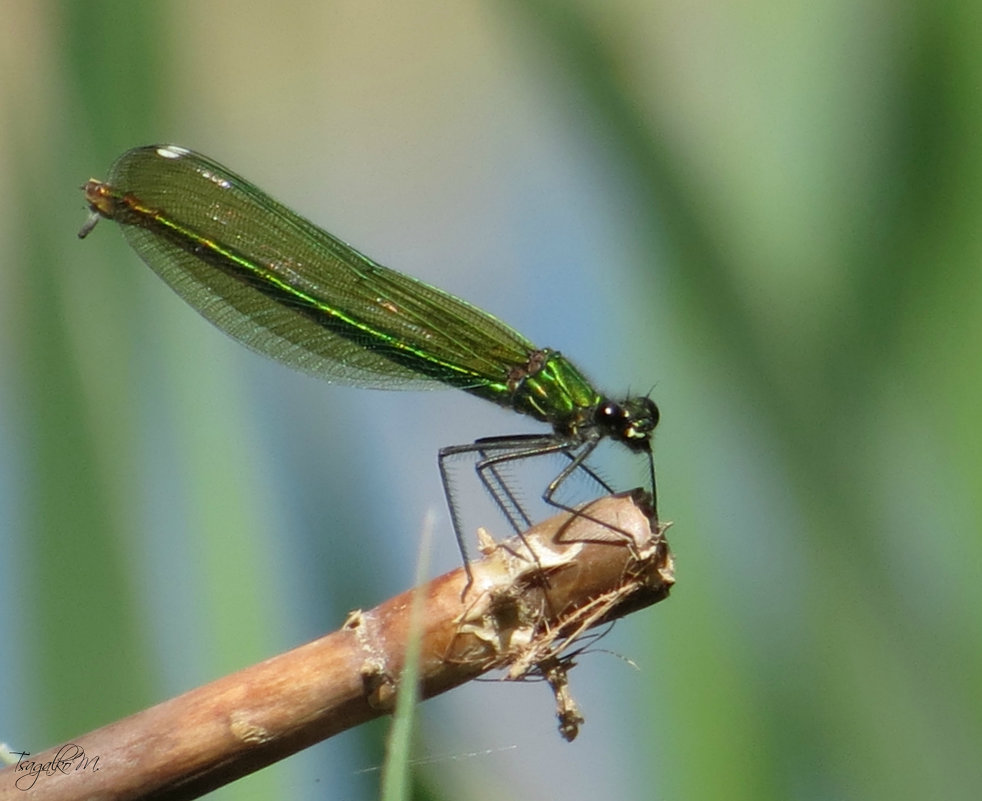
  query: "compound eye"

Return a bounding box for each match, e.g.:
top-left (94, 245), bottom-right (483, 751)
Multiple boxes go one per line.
top-left (643, 398), bottom-right (660, 429)
top-left (597, 401), bottom-right (625, 425)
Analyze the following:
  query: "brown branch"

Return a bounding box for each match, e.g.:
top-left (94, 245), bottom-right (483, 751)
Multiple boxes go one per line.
top-left (0, 491), bottom-right (674, 801)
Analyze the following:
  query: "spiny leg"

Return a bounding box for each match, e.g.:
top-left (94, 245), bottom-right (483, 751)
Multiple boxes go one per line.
top-left (477, 438), bottom-right (644, 552)
top-left (438, 435), bottom-right (570, 579)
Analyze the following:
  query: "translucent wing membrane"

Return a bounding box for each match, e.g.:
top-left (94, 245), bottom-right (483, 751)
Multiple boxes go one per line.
top-left (104, 145), bottom-right (537, 393)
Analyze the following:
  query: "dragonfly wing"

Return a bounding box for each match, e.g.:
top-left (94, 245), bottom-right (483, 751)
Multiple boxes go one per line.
top-left (107, 145), bottom-right (536, 391)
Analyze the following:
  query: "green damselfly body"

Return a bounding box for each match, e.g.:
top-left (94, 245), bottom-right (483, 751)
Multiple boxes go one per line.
top-left (79, 145), bottom-right (660, 568)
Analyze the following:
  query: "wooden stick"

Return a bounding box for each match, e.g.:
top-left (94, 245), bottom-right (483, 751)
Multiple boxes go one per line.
top-left (1, 491), bottom-right (673, 801)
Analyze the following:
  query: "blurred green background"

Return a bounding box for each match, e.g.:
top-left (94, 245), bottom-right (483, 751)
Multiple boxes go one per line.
top-left (2, 2), bottom-right (980, 799)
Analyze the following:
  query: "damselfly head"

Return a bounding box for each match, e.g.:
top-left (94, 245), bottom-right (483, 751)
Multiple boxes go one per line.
top-left (595, 396), bottom-right (659, 451)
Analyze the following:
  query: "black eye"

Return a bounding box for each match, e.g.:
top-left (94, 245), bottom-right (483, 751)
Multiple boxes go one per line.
top-left (597, 401), bottom-right (624, 424)
top-left (643, 398), bottom-right (660, 429)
